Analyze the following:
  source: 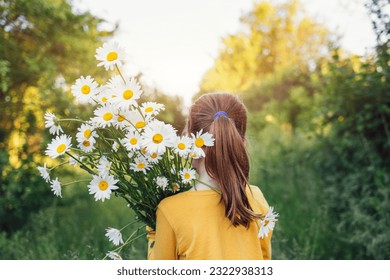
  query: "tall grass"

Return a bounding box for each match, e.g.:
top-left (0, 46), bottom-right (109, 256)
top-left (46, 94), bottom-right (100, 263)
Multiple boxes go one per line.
top-left (0, 182), bottom-right (148, 260)
top-left (248, 125), bottom-right (327, 259)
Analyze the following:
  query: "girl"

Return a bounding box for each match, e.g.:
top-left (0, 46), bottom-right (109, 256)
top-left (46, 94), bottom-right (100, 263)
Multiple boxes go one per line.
top-left (147, 93), bottom-right (272, 260)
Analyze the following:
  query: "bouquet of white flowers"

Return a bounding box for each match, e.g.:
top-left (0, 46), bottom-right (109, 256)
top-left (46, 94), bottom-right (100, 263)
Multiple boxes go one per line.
top-left (38, 41), bottom-right (278, 259)
top-left (38, 42), bottom-right (215, 258)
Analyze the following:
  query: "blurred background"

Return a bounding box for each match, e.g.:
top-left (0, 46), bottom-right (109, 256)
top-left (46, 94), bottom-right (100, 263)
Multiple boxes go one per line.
top-left (0, 0), bottom-right (389, 259)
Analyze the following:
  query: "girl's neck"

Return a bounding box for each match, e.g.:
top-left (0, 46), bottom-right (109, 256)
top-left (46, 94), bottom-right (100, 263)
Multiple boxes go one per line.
top-left (191, 166), bottom-right (219, 191)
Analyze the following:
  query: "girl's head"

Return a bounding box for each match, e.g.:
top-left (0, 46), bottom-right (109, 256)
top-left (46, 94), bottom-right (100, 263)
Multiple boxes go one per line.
top-left (186, 93), bottom-right (260, 227)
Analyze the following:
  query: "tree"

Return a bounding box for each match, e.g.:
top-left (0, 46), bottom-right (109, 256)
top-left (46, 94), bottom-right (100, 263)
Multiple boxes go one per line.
top-left (197, 0), bottom-right (329, 96)
top-left (0, 0), bottom-right (114, 232)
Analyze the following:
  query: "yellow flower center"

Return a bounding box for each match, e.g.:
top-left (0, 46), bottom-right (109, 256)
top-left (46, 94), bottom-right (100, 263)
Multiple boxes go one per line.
top-left (195, 138), bottom-right (204, 148)
top-left (56, 143), bottom-right (66, 154)
top-left (123, 90), bottom-right (133, 100)
top-left (135, 121), bottom-right (145, 128)
top-left (150, 153), bottom-right (157, 159)
top-left (98, 180), bottom-right (109, 191)
top-left (130, 138), bottom-right (138, 145)
top-left (263, 220), bottom-right (270, 227)
top-left (117, 115), bottom-right (125, 122)
top-left (102, 97), bottom-right (108, 103)
top-left (145, 107), bottom-right (153, 113)
top-left (82, 140), bottom-right (90, 147)
top-left (137, 163), bottom-right (145, 169)
top-left (184, 173), bottom-right (191, 179)
top-left (103, 112), bottom-right (113, 121)
top-left (81, 85), bottom-right (91, 95)
top-left (141, 147), bottom-right (147, 154)
top-left (106, 51), bottom-right (118, 62)
top-left (173, 184), bottom-right (179, 191)
top-left (177, 143), bottom-right (186, 150)
top-left (152, 133), bottom-right (163, 144)
top-left (84, 129), bottom-right (92, 139)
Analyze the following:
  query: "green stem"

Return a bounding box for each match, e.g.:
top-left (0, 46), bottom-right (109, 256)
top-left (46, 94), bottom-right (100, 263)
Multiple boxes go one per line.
top-left (66, 152), bottom-right (96, 175)
top-left (57, 118), bottom-right (85, 123)
top-left (62, 179), bottom-right (91, 187)
top-left (49, 161), bottom-right (69, 171)
top-left (115, 64), bottom-right (126, 83)
top-left (194, 179), bottom-right (221, 194)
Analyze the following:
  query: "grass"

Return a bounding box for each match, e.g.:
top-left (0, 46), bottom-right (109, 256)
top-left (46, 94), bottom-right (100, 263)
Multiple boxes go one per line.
top-left (0, 183), bottom-right (148, 260)
top-left (248, 125), bottom-right (328, 259)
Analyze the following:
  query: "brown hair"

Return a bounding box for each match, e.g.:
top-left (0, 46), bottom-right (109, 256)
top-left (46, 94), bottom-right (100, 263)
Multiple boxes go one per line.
top-left (187, 93), bottom-right (261, 227)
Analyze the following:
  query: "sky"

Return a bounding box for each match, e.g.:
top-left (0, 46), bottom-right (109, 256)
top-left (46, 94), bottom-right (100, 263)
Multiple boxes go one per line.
top-left (73, 0), bottom-right (377, 106)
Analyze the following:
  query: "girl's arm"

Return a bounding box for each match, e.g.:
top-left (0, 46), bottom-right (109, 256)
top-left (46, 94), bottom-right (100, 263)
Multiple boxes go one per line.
top-left (147, 207), bottom-right (178, 260)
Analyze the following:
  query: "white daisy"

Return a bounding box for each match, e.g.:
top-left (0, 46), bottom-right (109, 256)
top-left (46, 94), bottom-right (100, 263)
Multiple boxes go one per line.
top-left (127, 151), bottom-right (135, 159)
top-left (258, 206), bottom-right (279, 239)
top-left (50, 177), bottom-right (62, 197)
top-left (110, 77), bottom-right (142, 109)
top-left (91, 104), bottom-right (116, 128)
top-left (121, 130), bottom-right (141, 151)
top-left (95, 42), bottom-right (126, 71)
top-left (45, 134), bottom-right (72, 159)
top-left (88, 174), bottom-right (119, 202)
top-left (112, 141), bottom-right (120, 152)
top-left (155, 176), bottom-right (169, 190)
top-left (180, 167), bottom-right (196, 184)
top-left (145, 151), bottom-right (162, 164)
top-left (71, 75), bottom-right (99, 104)
top-left (44, 112), bottom-right (63, 135)
top-left (113, 109), bottom-right (132, 130)
top-left (190, 152), bottom-right (200, 159)
top-left (141, 120), bottom-right (177, 155)
top-left (96, 85), bottom-right (113, 105)
top-left (106, 251), bottom-right (122, 260)
top-left (78, 137), bottom-right (96, 153)
top-left (130, 156), bottom-right (150, 174)
top-left (140, 102), bottom-right (165, 116)
top-left (191, 129), bottom-right (215, 158)
top-left (172, 183), bottom-right (180, 192)
top-left (173, 136), bottom-right (192, 157)
top-left (76, 123), bottom-right (97, 143)
top-left (98, 156), bottom-right (112, 177)
top-left (126, 109), bottom-right (148, 130)
top-left (106, 74), bottom-right (122, 89)
top-left (105, 227), bottom-right (124, 246)
top-left (37, 163), bottom-right (50, 182)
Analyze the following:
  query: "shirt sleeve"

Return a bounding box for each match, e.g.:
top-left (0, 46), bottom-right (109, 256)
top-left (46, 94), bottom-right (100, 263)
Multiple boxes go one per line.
top-left (260, 231), bottom-right (272, 260)
top-left (148, 206), bottom-right (178, 260)
top-left (248, 186), bottom-right (273, 260)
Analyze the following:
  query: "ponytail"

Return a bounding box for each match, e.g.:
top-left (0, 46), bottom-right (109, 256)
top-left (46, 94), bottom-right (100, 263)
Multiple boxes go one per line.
top-left (188, 93), bottom-right (261, 227)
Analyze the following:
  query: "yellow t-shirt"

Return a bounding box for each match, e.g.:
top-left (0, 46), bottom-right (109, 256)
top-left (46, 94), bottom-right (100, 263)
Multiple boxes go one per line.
top-left (148, 185), bottom-right (272, 260)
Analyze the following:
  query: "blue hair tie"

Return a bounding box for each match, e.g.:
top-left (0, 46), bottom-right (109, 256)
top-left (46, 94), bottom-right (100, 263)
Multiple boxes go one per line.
top-left (213, 111), bottom-right (228, 119)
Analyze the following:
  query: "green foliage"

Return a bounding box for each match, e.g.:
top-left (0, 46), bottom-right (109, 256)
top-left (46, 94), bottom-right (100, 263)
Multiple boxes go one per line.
top-left (0, 0), bottom-right (114, 234)
top-left (247, 124), bottom-right (328, 259)
top-left (309, 46), bottom-right (390, 259)
top-left (0, 149), bottom-right (52, 232)
top-left (196, 0), bottom-right (329, 96)
top-left (0, 187), bottom-right (147, 259)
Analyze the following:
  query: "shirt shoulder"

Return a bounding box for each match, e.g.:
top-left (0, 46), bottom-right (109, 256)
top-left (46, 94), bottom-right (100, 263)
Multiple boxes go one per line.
top-left (157, 190), bottom-right (218, 213)
top-left (247, 185), bottom-right (270, 214)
